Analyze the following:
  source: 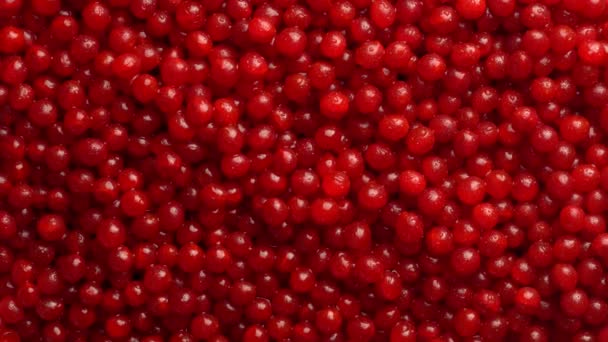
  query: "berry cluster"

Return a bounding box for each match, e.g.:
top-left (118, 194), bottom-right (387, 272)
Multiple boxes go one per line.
top-left (1, 0), bottom-right (608, 341)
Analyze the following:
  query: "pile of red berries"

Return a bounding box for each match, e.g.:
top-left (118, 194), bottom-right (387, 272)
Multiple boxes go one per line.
top-left (1, 0), bottom-right (608, 340)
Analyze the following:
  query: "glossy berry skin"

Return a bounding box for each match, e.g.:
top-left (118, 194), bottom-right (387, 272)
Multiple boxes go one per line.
top-left (560, 289), bottom-right (590, 317)
top-left (453, 308), bottom-right (480, 337)
top-left (36, 215), bottom-right (66, 241)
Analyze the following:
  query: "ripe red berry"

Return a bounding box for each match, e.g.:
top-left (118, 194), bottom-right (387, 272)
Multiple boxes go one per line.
top-left (36, 215), bottom-right (66, 241)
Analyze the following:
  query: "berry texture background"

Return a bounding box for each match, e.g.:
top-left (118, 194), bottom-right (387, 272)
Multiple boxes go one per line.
top-left (1, 0), bottom-right (608, 341)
